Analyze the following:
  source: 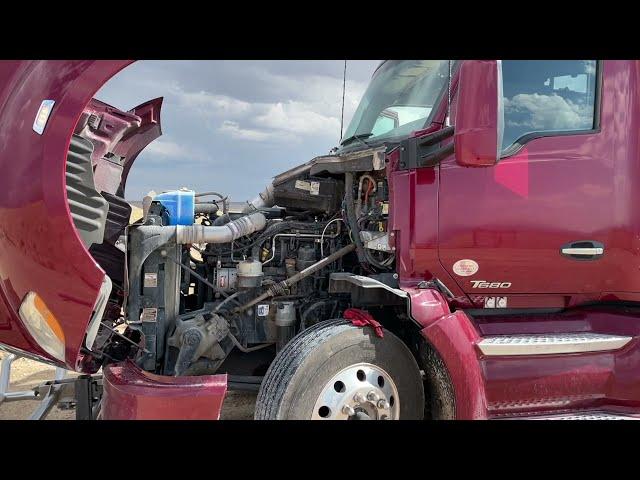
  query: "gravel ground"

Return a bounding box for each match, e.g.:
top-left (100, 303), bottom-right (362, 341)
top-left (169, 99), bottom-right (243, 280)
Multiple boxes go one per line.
top-left (0, 352), bottom-right (257, 420)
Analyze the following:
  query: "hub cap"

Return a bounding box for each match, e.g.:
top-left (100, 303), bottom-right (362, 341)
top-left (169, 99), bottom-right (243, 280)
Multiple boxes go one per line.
top-left (311, 363), bottom-right (399, 420)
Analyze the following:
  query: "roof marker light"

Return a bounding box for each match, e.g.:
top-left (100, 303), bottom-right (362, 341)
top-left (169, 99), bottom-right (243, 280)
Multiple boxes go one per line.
top-left (18, 292), bottom-right (66, 362)
top-left (33, 99), bottom-right (55, 134)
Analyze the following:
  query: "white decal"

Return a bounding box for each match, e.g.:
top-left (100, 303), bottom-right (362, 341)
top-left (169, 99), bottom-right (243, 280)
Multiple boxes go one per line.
top-left (452, 259), bottom-right (479, 277)
top-left (144, 273), bottom-right (158, 288)
top-left (484, 296), bottom-right (508, 308)
top-left (310, 181), bottom-right (320, 196)
top-left (257, 304), bottom-right (270, 317)
top-left (140, 307), bottom-right (158, 322)
top-left (295, 180), bottom-right (312, 192)
top-left (471, 280), bottom-right (512, 289)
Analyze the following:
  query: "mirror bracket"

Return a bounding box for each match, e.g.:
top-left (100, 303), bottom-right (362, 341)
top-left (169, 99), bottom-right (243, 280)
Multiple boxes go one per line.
top-left (398, 125), bottom-right (455, 170)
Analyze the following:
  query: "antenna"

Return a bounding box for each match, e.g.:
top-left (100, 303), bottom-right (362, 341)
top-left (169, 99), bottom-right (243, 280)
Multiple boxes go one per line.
top-left (446, 60), bottom-right (452, 127)
top-left (340, 60), bottom-right (347, 142)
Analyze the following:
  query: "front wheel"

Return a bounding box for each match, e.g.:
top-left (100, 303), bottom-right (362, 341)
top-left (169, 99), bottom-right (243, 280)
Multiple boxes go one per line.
top-left (254, 319), bottom-right (424, 420)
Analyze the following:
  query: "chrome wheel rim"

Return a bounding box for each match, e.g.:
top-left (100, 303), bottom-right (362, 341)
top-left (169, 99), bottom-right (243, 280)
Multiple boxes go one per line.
top-left (311, 362), bottom-right (399, 420)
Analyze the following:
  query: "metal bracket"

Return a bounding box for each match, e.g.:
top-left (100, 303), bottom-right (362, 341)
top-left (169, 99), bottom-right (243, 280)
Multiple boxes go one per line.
top-left (398, 126), bottom-right (455, 170)
top-left (0, 352), bottom-right (103, 420)
top-left (0, 352), bottom-right (71, 420)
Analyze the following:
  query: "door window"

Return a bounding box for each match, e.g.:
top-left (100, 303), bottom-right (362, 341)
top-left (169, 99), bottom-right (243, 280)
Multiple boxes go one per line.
top-left (501, 60), bottom-right (598, 152)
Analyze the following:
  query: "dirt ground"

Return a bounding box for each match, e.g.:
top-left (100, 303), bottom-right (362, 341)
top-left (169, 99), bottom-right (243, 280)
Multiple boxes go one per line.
top-left (0, 352), bottom-right (257, 420)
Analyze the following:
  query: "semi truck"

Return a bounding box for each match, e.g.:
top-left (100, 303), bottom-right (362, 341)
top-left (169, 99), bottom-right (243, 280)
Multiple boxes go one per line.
top-left (1, 59), bottom-right (638, 420)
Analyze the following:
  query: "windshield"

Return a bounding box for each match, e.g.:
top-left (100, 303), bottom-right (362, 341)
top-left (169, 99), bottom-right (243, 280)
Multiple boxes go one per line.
top-left (341, 60), bottom-right (451, 147)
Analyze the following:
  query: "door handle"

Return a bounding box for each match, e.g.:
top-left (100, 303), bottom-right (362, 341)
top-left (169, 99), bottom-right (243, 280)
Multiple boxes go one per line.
top-left (560, 240), bottom-right (604, 260)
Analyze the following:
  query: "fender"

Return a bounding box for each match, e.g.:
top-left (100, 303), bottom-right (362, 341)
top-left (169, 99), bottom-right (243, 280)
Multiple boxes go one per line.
top-left (329, 273), bottom-right (488, 419)
top-left (405, 287), bottom-right (488, 419)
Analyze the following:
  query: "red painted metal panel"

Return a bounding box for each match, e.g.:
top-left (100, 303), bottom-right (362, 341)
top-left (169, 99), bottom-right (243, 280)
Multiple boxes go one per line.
top-left (0, 61), bottom-right (133, 369)
top-left (102, 360), bottom-right (227, 420)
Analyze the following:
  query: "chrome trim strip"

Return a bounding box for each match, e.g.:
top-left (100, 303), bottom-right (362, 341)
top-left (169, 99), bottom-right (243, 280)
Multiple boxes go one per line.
top-left (477, 333), bottom-right (632, 356)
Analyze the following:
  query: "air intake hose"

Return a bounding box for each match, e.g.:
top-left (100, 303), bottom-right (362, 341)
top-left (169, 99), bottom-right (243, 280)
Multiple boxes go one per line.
top-left (175, 212), bottom-right (267, 244)
top-left (242, 182), bottom-right (275, 213)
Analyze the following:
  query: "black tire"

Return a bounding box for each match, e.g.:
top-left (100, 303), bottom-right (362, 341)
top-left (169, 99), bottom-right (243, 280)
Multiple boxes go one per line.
top-left (254, 319), bottom-right (424, 420)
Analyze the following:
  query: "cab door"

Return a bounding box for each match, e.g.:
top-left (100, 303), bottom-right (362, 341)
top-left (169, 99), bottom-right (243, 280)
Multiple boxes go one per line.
top-left (438, 60), bottom-right (640, 308)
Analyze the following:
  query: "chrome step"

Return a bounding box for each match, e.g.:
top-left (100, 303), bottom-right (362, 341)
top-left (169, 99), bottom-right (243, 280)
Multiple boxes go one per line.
top-left (528, 412), bottom-right (639, 420)
top-left (477, 333), bottom-right (632, 356)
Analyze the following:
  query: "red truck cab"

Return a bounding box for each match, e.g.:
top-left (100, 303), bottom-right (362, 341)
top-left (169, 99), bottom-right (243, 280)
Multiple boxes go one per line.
top-left (1, 60), bottom-right (640, 420)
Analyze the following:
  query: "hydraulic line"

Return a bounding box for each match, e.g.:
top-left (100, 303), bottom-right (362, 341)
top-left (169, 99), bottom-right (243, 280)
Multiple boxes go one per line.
top-left (195, 191), bottom-right (228, 213)
top-left (214, 291), bottom-right (243, 312)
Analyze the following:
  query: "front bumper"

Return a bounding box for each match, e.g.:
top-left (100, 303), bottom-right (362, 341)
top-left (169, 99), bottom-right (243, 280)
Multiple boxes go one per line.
top-left (102, 360), bottom-right (227, 420)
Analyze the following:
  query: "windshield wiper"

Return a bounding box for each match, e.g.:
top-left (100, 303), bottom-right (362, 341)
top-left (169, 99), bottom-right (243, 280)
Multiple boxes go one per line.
top-left (340, 132), bottom-right (374, 147)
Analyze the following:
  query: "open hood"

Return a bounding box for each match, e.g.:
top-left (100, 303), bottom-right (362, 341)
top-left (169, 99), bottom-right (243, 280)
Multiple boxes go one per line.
top-left (0, 60), bottom-right (155, 370)
top-left (73, 97), bottom-right (163, 197)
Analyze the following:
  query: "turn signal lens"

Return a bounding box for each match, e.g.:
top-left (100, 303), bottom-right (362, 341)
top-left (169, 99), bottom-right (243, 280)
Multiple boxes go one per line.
top-left (18, 292), bottom-right (66, 362)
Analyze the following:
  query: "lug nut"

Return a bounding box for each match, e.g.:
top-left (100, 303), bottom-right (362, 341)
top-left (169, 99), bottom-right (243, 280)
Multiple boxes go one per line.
top-left (342, 405), bottom-right (355, 416)
top-left (377, 399), bottom-right (390, 409)
top-left (354, 393), bottom-right (366, 403)
top-left (367, 391), bottom-right (380, 402)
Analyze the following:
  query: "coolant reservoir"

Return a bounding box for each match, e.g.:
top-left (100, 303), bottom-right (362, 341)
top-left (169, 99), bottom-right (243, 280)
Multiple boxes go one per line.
top-left (155, 189), bottom-right (195, 225)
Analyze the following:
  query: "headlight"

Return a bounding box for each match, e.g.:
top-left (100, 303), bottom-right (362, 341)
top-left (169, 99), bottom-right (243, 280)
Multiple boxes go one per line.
top-left (18, 292), bottom-right (66, 362)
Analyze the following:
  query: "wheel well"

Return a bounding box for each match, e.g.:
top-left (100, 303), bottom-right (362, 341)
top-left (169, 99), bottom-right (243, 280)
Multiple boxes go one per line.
top-left (364, 306), bottom-right (456, 420)
top-left (416, 337), bottom-right (456, 420)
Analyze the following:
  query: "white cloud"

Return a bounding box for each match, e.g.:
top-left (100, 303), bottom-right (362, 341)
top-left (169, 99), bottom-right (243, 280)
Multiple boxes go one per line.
top-left (504, 93), bottom-right (592, 131)
top-left (254, 101), bottom-right (341, 136)
top-left (145, 139), bottom-right (184, 157)
top-left (169, 84), bottom-right (252, 117)
top-left (217, 120), bottom-right (270, 141)
top-left (163, 72), bottom-right (368, 142)
top-left (144, 139), bottom-right (207, 162)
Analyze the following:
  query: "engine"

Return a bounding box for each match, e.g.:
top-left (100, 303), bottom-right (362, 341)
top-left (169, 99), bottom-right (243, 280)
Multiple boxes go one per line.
top-left (94, 146), bottom-right (396, 376)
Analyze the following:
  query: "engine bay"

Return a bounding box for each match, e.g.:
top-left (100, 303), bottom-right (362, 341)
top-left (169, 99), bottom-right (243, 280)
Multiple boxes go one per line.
top-left (70, 107), bottom-right (401, 376)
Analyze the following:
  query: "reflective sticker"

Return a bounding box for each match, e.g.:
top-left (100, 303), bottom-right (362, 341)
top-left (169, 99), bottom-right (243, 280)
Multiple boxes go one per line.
top-left (144, 273), bottom-right (158, 288)
top-left (33, 99), bottom-right (55, 134)
top-left (140, 307), bottom-right (158, 322)
top-left (452, 259), bottom-right (479, 277)
top-left (257, 304), bottom-right (270, 317)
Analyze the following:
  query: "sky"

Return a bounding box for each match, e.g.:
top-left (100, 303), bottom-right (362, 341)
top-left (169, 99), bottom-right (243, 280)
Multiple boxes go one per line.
top-left (94, 60), bottom-right (381, 202)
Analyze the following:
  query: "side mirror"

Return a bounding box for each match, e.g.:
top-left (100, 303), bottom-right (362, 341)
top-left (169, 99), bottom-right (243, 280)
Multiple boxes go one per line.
top-left (454, 60), bottom-right (504, 167)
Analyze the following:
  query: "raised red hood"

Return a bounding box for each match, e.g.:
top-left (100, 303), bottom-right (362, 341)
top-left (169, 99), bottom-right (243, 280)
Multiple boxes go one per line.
top-left (0, 60), bottom-right (160, 370)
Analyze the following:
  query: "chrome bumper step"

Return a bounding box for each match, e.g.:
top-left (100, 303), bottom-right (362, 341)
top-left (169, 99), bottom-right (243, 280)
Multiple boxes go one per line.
top-left (477, 333), bottom-right (632, 356)
top-left (527, 412), bottom-right (639, 420)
